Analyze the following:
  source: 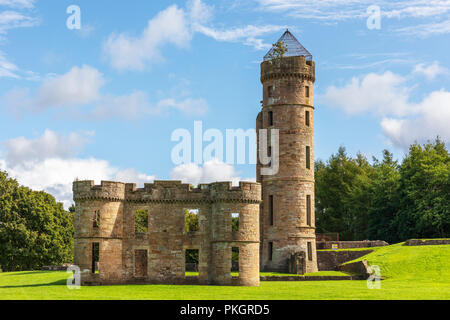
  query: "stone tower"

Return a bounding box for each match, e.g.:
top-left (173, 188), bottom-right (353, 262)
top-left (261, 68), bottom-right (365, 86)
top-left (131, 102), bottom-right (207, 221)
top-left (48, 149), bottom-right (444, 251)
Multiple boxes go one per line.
top-left (257, 30), bottom-right (318, 273)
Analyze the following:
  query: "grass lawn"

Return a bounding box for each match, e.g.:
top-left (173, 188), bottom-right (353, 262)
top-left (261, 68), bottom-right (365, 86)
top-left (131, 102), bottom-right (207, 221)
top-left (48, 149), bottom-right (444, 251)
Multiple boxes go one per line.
top-left (185, 271), bottom-right (350, 277)
top-left (0, 242), bottom-right (449, 300)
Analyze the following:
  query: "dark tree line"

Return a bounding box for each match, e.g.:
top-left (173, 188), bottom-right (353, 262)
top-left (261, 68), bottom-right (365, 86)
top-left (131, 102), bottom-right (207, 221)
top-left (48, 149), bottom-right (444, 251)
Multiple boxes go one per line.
top-left (0, 171), bottom-right (74, 271)
top-left (315, 139), bottom-right (449, 243)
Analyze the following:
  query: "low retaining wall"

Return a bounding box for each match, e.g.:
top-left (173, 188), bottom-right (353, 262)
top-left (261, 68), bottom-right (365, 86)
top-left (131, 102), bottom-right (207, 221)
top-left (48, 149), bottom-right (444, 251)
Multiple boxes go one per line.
top-left (260, 275), bottom-right (355, 281)
top-left (338, 260), bottom-right (371, 280)
top-left (42, 265), bottom-right (70, 271)
top-left (317, 250), bottom-right (373, 271)
top-left (316, 240), bottom-right (388, 250)
top-left (405, 239), bottom-right (450, 246)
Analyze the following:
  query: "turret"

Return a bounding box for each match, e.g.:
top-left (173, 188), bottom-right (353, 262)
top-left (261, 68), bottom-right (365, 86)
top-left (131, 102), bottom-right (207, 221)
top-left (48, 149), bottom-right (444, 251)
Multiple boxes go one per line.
top-left (258, 30), bottom-right (318, 273)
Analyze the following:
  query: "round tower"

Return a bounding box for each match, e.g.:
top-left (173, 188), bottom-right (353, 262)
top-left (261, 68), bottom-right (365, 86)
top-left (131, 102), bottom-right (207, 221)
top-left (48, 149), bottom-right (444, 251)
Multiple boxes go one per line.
top-left (209, 182), bottom-right (261, 286)
top-left (257, 30), bottom-right (318, 273)
top-left (73, 181), bottom-right (125, 284)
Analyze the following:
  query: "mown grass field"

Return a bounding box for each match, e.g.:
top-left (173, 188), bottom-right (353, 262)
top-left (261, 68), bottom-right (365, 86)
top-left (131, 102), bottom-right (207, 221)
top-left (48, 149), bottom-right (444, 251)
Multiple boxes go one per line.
top-left (0, 242), bottom-right (449, 300)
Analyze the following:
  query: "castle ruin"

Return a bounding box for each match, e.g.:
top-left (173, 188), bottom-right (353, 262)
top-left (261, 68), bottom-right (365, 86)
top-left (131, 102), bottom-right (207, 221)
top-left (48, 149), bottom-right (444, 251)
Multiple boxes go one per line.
top-left (73, 30), bottom-right (318, 286)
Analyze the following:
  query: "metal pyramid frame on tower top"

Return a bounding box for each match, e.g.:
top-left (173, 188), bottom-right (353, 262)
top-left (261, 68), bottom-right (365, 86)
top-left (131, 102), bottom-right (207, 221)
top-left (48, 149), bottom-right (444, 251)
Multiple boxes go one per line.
top-left (264, 30), bottom-right (313, 61)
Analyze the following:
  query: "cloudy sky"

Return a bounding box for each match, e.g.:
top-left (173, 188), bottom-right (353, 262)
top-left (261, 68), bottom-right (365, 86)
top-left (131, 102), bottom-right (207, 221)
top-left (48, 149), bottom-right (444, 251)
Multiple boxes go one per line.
top-left (0, 0), bottom-right (449, 208)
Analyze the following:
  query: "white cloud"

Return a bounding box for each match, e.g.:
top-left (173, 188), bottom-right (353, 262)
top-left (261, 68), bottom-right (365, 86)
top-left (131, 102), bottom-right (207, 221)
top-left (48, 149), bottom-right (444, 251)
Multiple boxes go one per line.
top-left (2, 65), bottom-right (209, 118)
top-left (320, 71), bottom-right (414, 117)
top-left (2, 129), bottom-right (93, 164)
top-left (0, 10), bottom-right (38, 34)
top-left (171, 158), bottom-right (254, 186)
top-left (0, 50), bottom-right (19, 78)
top-left (255, 0), bottom-right (450, 20)
top-left (194, 24), bottom-right (285, 50)
top-left (413, 61), bottom-right (449, 80)
top-left (104, 5), bottom-right (192, 71)
top-left (35, 65), bottom-right (104, 110)
top-left (0, 0), bottom-right (35, 9)
top-left (0, 130), bottom-right (156, 209)
top-left (320, 69), bottom-right (450, 149)
top-left (396, 19), bottom-right (450, 37)
top-left (103, 0), bottom-right (284, 71)
top-left (381, 90), bottom-right (450, 149)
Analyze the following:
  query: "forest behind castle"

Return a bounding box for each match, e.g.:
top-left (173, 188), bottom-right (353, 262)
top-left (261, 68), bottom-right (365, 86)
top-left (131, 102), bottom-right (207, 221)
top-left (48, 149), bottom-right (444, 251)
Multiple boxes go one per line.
top-left (0, 139), bottom-right (448, 271)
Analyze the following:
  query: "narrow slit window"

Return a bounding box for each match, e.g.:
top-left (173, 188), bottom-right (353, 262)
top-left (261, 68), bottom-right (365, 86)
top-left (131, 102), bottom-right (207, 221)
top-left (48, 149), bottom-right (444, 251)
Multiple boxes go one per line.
top-left (185, 209), bottom-right (199, 233)
top-left (305, 111), bottom-right (310, 127)
top-left (268, 85), bottom-right (274, 98)
top-left (93, 210), bottom-right (100, 228)
top-left (307, 195), bottom-right (312, 226)
top-left (269, 195), bottom-right (274, 226)
top-left (306, 146), bottom-right (311, 169)
top-left (305, 86), bottom-right (310, 98)
top-left (268, 242), bottom-right (273, 261)
top-left (268, 111), bottom-right (273, 126)
top-left (232, 213), bottom-right (240, 232)
top-left (92, 242), bottom-right (99, 274)
top-left (232, 247), bottom-right (240, 276)
top-left (308, 242), bottom-right (313, 261)
top-left (134, 210), bottom-right (149, 234)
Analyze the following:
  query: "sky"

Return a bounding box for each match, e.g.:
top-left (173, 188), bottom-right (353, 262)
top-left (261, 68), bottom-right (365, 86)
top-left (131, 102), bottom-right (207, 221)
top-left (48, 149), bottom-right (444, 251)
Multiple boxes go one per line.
top-left (0, 0), bottom-right (449, 208)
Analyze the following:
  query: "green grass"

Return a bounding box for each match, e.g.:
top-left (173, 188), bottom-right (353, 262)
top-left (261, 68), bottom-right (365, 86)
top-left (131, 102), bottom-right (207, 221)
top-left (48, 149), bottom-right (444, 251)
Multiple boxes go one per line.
top-left (1, 242), bottom-right (449, 300)
top-left (185, 271), bottom-right (350, 277)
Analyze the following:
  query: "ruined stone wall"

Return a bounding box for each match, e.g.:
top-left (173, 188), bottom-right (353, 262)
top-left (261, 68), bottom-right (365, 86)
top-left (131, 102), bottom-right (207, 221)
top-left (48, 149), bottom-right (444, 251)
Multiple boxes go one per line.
top-left (73, 180), bottom-right (261, 286)
top-left (258, 56), bottom-right (318, 273)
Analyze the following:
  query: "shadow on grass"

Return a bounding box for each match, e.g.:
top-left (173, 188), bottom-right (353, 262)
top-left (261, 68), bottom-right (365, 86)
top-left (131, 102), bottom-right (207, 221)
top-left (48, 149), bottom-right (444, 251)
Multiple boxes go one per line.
top-left (0, 279), bottom-right (67, 289)
top-left (3, 271), bottom-right (62, 276)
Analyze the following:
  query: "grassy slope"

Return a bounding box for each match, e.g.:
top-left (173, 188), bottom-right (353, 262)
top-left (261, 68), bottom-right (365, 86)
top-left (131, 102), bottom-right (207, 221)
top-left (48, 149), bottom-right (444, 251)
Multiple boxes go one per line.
top-left (0, 243), bottom-right (449, 300)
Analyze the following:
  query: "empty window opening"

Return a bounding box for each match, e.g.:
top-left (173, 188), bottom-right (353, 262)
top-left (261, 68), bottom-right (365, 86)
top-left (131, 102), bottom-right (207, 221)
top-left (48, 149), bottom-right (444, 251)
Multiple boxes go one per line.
top-left (269, 195), bottom-right (274, 226)
top-left (231, 247), bottom-right (240, 276)
top-left (268, 111), bottom-right (273, 126)
top-left (232, 213), bottom-right (240, 232)
top-left (134, 249), bottom-right (148, 277)
top-left (93, 210), bottom-right (100, 228)
top-left (306, 146), bottom-right (311, 169)
top-left (268, 242), bottom-right (273, 261)
top-left (185, 249), bottom-right (199, 277)
top-left (308, 242), bottom-right (313, 261)
top-left (305, 86), bottom-right (310, 98)
top-left (134, 210), bottom-right (149, 234)
top-left (92, 242), bottom-right (99, 274)
top-left (305, 111), bottom-right (310, 127)
top-left (185, 209), bottom-right (199, 233)
top-left (268, 85), bottom-right (274, 98)
top-left (307, 195), bottom-right (312, 226)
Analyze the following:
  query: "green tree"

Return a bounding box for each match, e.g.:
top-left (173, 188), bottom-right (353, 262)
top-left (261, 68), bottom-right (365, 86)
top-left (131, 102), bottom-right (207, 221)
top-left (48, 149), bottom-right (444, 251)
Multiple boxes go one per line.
top-left (315, 147), bottom-right (371, 240)
top-left (0, 171), bottom-right (74, 271)
top-left (394, 139), bottom-right (449, 240)
top-left (267, 41), bottom-right (288, 60)
top-left (367, 150), bottom-right (401, 242)
top-left (185, 209), bottom-right (199, 233)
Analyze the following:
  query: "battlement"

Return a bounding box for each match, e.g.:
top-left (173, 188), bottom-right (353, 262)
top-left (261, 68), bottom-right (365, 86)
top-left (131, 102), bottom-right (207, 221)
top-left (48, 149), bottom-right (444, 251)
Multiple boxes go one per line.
top-left (73, 180), bottom-right (126, 201)
top-left (261, 56), bottom-right (315, 83)
top-left (74, 180), bottom-right (261, 203)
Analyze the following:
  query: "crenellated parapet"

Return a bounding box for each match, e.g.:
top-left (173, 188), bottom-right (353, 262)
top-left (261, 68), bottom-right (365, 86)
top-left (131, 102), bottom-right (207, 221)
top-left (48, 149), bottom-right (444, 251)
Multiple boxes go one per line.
top-left (261, 56), bottom-right (315, 83)
top-left (208, 182), bottom-right (261, 203)
top-left (73, 180), bottom-right (126, 201)
top-left (124, 180), bottom-right (261, 204)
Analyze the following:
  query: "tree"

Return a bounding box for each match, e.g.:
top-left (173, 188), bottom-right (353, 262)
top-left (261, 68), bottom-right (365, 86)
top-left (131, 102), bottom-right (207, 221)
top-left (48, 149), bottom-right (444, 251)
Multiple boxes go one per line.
top-left (0, 171), bottom-right (74, 271)
top-left (394, 139), bottom-right (449, 240)
top-left (184, 209), bottom-right (199, 233)
top-left (267, 41), bottom-right (288, 60)
top-left (315, 147), bottom-right (371, 240)
top-left (367, 150), bottom-right (401, 242)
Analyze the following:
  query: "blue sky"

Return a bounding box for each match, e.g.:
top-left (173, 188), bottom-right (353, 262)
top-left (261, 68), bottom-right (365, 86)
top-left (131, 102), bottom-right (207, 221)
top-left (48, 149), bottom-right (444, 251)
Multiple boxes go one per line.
top-left (0, 0), bottom-right (449, 207)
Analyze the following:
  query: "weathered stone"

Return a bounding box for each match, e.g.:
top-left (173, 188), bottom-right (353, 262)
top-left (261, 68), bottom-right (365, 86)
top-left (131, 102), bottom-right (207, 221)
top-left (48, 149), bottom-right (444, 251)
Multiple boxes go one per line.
top-left (73, 181), bottom-right (261, 286)
top-left (258, 55), bottom-right (318, 273)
